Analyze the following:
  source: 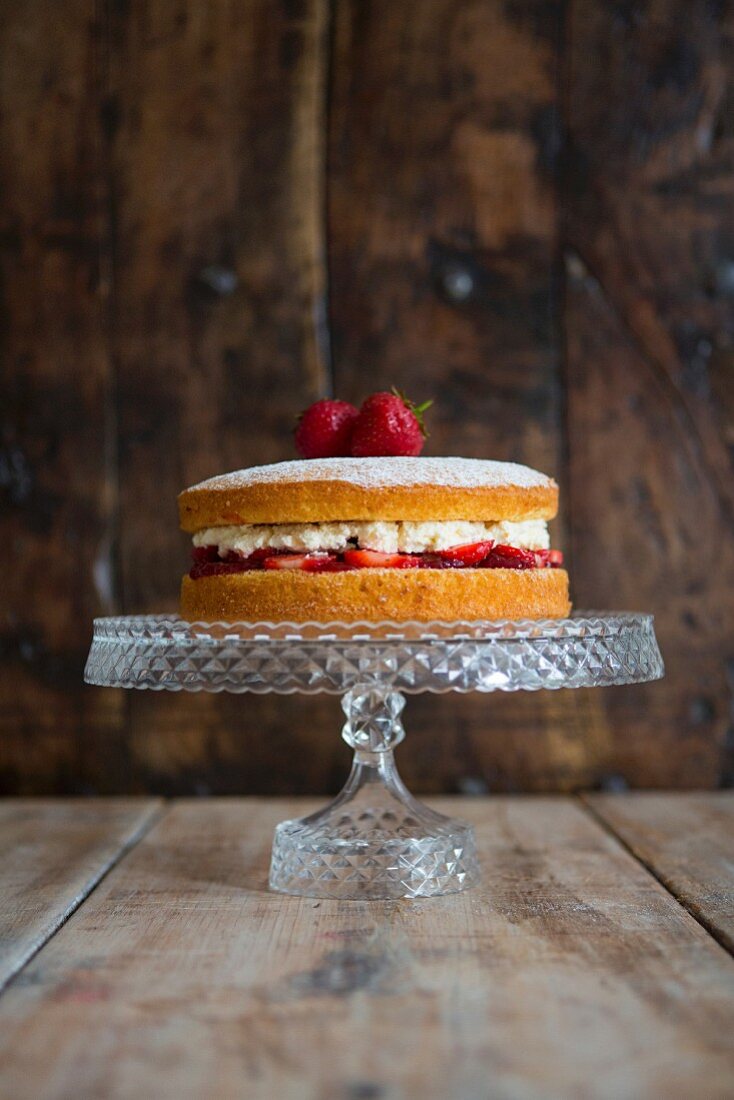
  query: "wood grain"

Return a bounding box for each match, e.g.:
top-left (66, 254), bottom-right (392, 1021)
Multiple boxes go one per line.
top-left (0, 799), bottom-right (159, 992)
top-left (0, 0), bottom-right (125, 794)
top-left (0, 797), bottom-right (732, 1099)
top-left (563, 0), bottom-right (734, 786)
top-left (327, 0), bottom-right (611, 794)
top-left (1, 0), bottom-right (732, 794)
top-left (329, 0), bottom-right (561, 461)
top-left (105, 0), bottom-right (338, 794)
top-left (587, 791), bottom-right (734, 953)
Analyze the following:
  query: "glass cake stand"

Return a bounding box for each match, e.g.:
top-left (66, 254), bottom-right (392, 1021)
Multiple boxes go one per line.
top-left (85, 613), bottom-right (663, 900)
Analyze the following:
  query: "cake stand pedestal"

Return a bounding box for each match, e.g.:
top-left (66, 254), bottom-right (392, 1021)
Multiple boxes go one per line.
top-left (85, 614), bottom-right (663, 900)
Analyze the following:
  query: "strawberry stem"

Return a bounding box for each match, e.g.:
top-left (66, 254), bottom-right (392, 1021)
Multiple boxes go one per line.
top-left (390, 386), bottom-right (433, 437)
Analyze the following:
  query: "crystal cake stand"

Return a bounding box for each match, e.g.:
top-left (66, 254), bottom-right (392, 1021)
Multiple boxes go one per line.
top-left (85, 613), bottom-right (663, 900)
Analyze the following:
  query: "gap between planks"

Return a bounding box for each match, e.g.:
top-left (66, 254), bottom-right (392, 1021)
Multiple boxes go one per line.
top-left (4, 794), bottom-right (725, 988)
top-left (3, 794), bottom-right (730, 1003)
top-left (0, 799), bottom-right (165, 996)
top-left (1, 796), bottom-right (733, 1100)
top-left (581, 792), bottom-right (734, 960)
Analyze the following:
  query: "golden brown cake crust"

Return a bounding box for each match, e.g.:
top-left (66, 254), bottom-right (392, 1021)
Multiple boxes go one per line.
top-left (179, 458), bottom-right (559, 531)
top-left (180, 568), bottom-right (571, 623)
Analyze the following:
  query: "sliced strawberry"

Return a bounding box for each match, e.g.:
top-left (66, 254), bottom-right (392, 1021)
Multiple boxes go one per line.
top-left (263, 553), bottom-right (337, 572)
top-left (482, 544), bottom-right (537, 570)
top-left (528, 549), bottom-right (565, 568)
top-left (244, 547), bottom-right (280, 563)
top-left (436, 540), bottom-right (494, 566)
top-left (343, 549), bottom-right (422, 569)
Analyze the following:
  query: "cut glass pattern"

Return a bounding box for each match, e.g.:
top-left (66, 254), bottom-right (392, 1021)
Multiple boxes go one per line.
top-left (85, 614), bottom-right (664, 695)
top-left (85, 613), bottom-right (663, 899)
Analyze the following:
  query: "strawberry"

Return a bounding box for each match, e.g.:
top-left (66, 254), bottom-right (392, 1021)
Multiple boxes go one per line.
top-left (264, 554), bottom-right (330, 572)
top-left (436, 540), bottom-right (494, 566)
top-left (527, 549), bottom-right (565, 568)
top-left (482, 545), bottom-right (537, 570)
top-left (343, 549), bottom-right (422, 569)
top-left (295, 398), bottom-right (359, 459)
top-left (478, 544), bottom-right (565, 570)
top-left (350, 389), bottom-right (432, 457)
top-left (262, 552), bottom-right (353, 572)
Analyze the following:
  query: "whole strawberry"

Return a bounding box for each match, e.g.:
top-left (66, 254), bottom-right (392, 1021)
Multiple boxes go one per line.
top-left (295, 398), bottom-right (359, 458)
top-left (350, 390), bottom-right (432, 457)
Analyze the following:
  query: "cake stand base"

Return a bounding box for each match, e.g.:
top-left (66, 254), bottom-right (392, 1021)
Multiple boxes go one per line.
top-left (268, 687), bottom-right (480, 900)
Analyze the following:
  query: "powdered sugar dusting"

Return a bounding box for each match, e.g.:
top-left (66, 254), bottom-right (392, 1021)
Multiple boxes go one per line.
top-left (185, 457), bottom-right (554, 493)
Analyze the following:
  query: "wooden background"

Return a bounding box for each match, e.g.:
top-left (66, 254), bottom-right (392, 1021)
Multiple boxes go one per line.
top-left (1, 0), bottom-right (733, 796)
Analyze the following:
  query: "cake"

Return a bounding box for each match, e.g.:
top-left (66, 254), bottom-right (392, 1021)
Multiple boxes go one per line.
top-left (178, 457), bottom-right (570, 622)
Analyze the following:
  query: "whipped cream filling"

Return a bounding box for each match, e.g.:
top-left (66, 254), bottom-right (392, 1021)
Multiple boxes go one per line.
top-left (193, 519), bottom-right (550, 556)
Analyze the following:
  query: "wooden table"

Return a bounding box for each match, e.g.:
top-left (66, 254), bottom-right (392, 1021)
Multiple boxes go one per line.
top-left (1, 795), bottom-right (733, 1099)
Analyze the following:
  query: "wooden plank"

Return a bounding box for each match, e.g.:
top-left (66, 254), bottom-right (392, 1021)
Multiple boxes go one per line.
top-left (109, 0), bottom-right (330, 605)
top-left (1, 797), bottom-right (732, 1098)
top-left (1, 0), bottom-right (731, 801)
top-left (106, 0), bottom-right (338, 793)
top-left (563, 0), bottom-right (734, 786)
top-left (327, 0), bottom-right (612, 793)
top-left (0, 0), bottom-right (125, 793)
top-left (0, 799), bottom-right (160, 992)
top-left (329, 0), bottom-right (561, 460)
top-left (587, 792), bottom-right (734, 954)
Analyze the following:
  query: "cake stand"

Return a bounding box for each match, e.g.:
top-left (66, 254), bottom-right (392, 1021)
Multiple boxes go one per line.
top-left (85, 613), bottom-right (663, 900)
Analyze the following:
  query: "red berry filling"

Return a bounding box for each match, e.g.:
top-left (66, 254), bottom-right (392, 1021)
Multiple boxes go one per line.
top-left (189, 541), bottom-right (563, 578)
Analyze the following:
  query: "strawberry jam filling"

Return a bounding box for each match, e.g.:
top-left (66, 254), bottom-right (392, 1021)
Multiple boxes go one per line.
top-left (189, 542), bottom-right (563, 579)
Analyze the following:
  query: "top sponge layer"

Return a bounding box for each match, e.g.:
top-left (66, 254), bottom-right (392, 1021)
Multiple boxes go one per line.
top-left (179, 457), bottom-right (558, 531)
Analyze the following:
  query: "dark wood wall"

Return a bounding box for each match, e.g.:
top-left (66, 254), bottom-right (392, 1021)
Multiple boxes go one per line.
top-left (2, 0), bottom-right (733, 796)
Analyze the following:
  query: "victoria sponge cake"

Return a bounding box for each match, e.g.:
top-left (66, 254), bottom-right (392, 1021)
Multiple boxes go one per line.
top-left (178, 457), bottom-right (571, 622)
